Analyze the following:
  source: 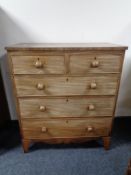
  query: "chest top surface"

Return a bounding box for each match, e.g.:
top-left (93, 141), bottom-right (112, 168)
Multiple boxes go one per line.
top-left (5, 43), bottom-right (128, 51)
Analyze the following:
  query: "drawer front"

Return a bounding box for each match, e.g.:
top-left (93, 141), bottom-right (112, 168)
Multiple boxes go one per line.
top-left (15, 75), bottom-right (118, 96)
top-left (70, 54), bottom-right (122, 74)
top-left (11, 55), bottom-right (66, 74)
top-left (19, 97), bottom-right (115, 118)
top-left (22, 118), bottom-right (112, 139)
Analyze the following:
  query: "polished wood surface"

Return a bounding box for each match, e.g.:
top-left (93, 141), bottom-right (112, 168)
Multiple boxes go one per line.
top-left (6, 43), bottom-right (128, 51)
top-left (6, 43), bottom-right (127, 152)
top-left (102, 136), bottom-right (111, 150)
top-left (70, 54), bottom-right (122, 74)
top-left (19, 97), bottom-right (115, 118)
top-left (14, 75), bottom-right (119, 96)
top-left (22, 139), bottom-right (30, 153)
top-left (11, 55), bottom-right (66, 74)
top-left (21, 118), bottom-right (112, 139)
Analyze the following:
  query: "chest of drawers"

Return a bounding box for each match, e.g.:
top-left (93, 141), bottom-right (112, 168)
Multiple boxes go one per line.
top-left (6, 43), bottom-right (127, 152)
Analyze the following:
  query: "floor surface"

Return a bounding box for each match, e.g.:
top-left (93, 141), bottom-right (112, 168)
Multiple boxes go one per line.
top-left (0, 118), bottom-right (131, 175)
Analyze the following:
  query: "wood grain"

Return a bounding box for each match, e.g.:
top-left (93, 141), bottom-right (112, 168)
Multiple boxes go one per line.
top-left (19, 97), bottom-right (115, 118)
top-left (11, 55), bottom-right (65, 74)
top-left (6, 43), bottom-right (127, 151)
top-left (14, 75), bottom-right (119, 96)
top-left (70, 54), bottom-right (122, 74)
top-left (21, 117), bottom-right (112, 139)
top-left (5, 43), bottom-right (128, 51)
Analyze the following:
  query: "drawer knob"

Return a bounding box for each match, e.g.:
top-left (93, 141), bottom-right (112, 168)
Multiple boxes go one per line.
top-left (41, 127), bottom-right (47, 133)
top-left (91, 60), bottom-right (99, 68)
top-left (90, 82), bottom-right (97, 89)
top-left (87, 126), bottom-right (93, 132)
top-left (88, 104), bottom-right (95, 111)
top-left (39, 105), bottom-right (46, 112)
top-left (35, 60), bottom-right (43, 68)
top-left (37, 83), bottom-right (45, 90)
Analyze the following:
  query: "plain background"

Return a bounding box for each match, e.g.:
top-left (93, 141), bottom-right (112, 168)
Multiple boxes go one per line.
top-left (0, 0), bottom-right (131, 120)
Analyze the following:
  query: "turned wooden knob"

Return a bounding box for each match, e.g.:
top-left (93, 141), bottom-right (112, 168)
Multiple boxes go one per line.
top-left (35, 59), bottom-right (43, 68)
top-left (41, 127), bottom-right (47, 132)
top-left (91, 60), bottom-right (99, 68)
top-left (90, 82), bottom-right (97, 89)
top-left (87, 126), bottom-right (93, 132)
top-left (39, 105), bottom-right (46, 112)
top-left (88, 104), bottom-right (95, 111)
top-left (37, 83), bottom-right (45, 90)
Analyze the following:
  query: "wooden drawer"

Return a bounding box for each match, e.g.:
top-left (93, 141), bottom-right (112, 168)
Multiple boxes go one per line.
top-left (11, 55), bottom-right (66, 74)
top-left (19, 97), bottom-right (115, 118)
top-left (70, 54), bottom-right (122, 74)
top-left (15, 75), bottom-right (118, 96)
top-left (22, 118), bottom-right (112, 139)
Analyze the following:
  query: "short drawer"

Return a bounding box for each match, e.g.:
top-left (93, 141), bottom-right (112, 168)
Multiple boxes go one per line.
top-left (19, 97), bottom-right (115, 118)
top-left (14, 75), bottom-right (119, 96)
top-left (70, 54), bottom-right (122, 74)
top-left (22, 118), bottom-right (112, 139)
top-left (11, 55), bottom-right (66, 74)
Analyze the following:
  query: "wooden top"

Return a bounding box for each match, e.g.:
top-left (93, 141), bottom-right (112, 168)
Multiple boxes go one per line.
top-left (5, 43), bottom-right (128, 51)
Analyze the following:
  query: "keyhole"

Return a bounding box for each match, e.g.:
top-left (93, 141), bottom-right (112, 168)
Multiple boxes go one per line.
top-left (66, 98), bottom-right (69, 102)
top-left (66, 78), bottom-right (69, 82)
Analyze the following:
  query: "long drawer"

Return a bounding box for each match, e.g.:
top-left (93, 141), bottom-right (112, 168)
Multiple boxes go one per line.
top-left (14, 75), bottom-right (119, 96)
top-left (19, 97), bottom-right (115, 118)
top-left (22, 118), bottom-right (112, 139)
